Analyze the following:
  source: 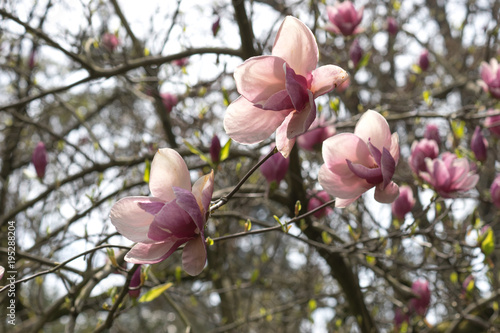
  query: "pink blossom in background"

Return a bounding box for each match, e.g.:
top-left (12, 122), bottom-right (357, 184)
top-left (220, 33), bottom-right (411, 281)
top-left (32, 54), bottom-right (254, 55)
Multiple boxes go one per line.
top-left (224, 16), bottom-right (348, 158)
top-left (128, 265), bottom-right (142, 298)
top-left (32, 142), bottom-right (48, 179)
top-left (102, 33), bottom-right (119, 52)
top-left (424, 123), bottom-right (441, 145)
top-left (110, 148), bottom-right (214, 276)
top-left (209, 135), bottom-right (221, 163)
top-left (461, 275), bottom-right (475, 298)
top-left (173, 58), bottom-right (189, 67)
top-left (297, 117), bottom-right (336, 151)
top-left (349, 38), bottom-right (363, 68)
top-left (259, 151), bottom-right (290, 185)
top-left (478, 58), bottom-right (500, 99)
top-left (391, 185), bottom-right (415, 220)
top-left (28, 49), bottom-right (36, 69)
top-left (386, 17), bottom-right (398, 35)
top-left (418, 49), bottom-right (430, 71)
top-left (318, 110), bottom-right (400, 208)
top-left (470, 126), bottom-right (488, 162)
top-left (490, 175), bottom-right (500, 208)
top-left (160, 93), bottom-right (178, 113)
top-left (307, 191), bottom-right (333, 218)
top-left (409, 279), bottom-right (431, 316)
top-left (212, 17), bottom-right (221, 37)
top-left (408, 139), bottom-right (439, 174)
top-left (419, 152), bottom-right (478, 198)
top-left (393, 307), bottom-right (409, 330)
top-left (484, 110), bottom-right (500, 137)
top-left (325, 1), bottom-right (364, 36)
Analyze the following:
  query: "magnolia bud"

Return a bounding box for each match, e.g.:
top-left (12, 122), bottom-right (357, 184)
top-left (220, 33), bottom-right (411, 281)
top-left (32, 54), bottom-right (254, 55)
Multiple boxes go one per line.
top-left (32, 142), bottom-right (48, 179)
top-left (210, 135), bottom-right (221, 163)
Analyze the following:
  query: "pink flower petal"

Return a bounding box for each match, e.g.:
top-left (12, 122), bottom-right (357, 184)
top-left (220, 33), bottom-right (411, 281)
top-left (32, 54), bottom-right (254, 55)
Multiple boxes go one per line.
top-left (234, 56), bottom-right (286, 104)
top-left (125, 240), bottom-right (184, 264)
top-left (322, 133), bottom-right (375, 171)
top-left (182, 235), bottom-right (207, 276)
top-left (259, 89), bottom-right (293, 111)
top-left (149, 148), bottom-right (192, 201)
top-left (110, 196), bottom-right (163, 243)
top-left (173, 187), bottom-right (204, 231)
top-left (310, 65), bottom-right (349, 97)
top-left (192, 170), bottom-right (215, 217)
top-left (286, 92), bottom-right (316, 139)
top-left (318, 164), bottom-right (371, 201)
top-left (334, 196), bottom-right (360, 208)
top-left (285, 64), bottom-right (309, 111)
top-left (224, 96), bottom-right (289, 144)
top-left (148, 199), bottom-right (197, 241)
top-left (272, 16), bottom-right (318, 76)
top-left (275, 113), bottom-right (297, 158)
top-left (354, 110), bottom-right (392, 150)
top-left (390, 133), bottom-right (400, 164)
top-left (374, 181), bottom-right (399, 203)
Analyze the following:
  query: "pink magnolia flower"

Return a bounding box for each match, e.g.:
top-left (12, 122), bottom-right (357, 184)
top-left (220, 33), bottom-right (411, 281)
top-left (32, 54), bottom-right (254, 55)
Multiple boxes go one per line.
top-left (478, 58), bottom-right (500, 99)
top-left (325, 1), bottom-right (364, 36)
top-left (110, 148), bottom-right (214, 276)
top-left (419, 152), bottom-right (478, 198)
top-left (391, 185), bottom-right (415, 220)
top-left (102, 33), bottom-right (120, 52)
top-left (210, 135), bottom-right (221, 163)
top-left (160, 93), bottom-right (178, 113)
top-left (297, 117), bottom-right (336, 151)
top-left (408, 139), bottom-right (439, 174)
top-left (307, 190), bottom-right (333, 218)
top-left (394, 307), bottom-right (409, 330)
top-left (28, 49), bottom-right (36, 69)
top-left (318, 110), bottom-right (400, 208)
top-left (490, 174), bottom-right (500, 208)
top-left (418, 49), bottom-right (430, 71)
top-left (386, 17), bottom-right (398, 35)
top-left (349, 38), bottom-right (363, 68)
top-left (484, 110), bottom-right (500, 137)
top-left (224, 16), bottom-right (348, 158)
top-left (424, 123), bottom-right (441, 145)
top-left (32, 142), bottom-right (48, 179)
top-left (409, 279), bottom-right (431, 316)
top-left (173, 58), bottom-right (189, 67)
top-left (471, 126), bottom-right (488, 162)
top-left (260, 151), bottom-right (289, 185)
top-left (128, 265), bottom-right (142, 298)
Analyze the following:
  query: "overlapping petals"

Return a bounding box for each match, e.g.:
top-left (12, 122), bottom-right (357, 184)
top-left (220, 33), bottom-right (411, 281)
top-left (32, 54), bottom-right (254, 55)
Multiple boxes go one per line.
top-left (478, 58), bottom-right (500, 99)
top-left (318, 110), bottom-right (399, 208)
top-left (110, 148), bottom-right (214, 276)
top-left (325, 1), bottom-right (364, 36)
top-left (224, 16), bottom-right (348, 158)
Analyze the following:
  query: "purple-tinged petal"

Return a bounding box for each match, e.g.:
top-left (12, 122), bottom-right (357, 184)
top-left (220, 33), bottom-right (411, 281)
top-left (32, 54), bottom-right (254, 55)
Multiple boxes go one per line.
top-left (258, 89), bottom-right (294, 111)
top-left (354, 110), bottom-right (392, 150)
top-left (322, 133), bottom-right (376, 171)
top-left (138, 201), bottom-right (165, 215)
top-left (275, 113), bottom-right (297, 158)
top-left (272, 16), bottom-right (318, 76)
top-left (286, 93), bottom-right (316, 139)
top-left (224, 96), bottom-right (289, 144)
top-left (380, 147), bottom-right (396, 189)
top-left (318, 164), bottom-right (372, 200)
top-left (285, 64), bottom-right (309, 112)
top-left (173, 187), bottom-right (205, 232)
top-left (368, 140), bottom-right (382, 165)
top-left (310, 65), bottom-right (349, 97)
top-left (125, 240), bottom-right (185, 264)
top-left (346, 160), bottom-right (383, 185)
top-left (192, 170), bottom-right (215, 217)
top-left (374, 181), bottom-right (399, 203)
top-left (148, 200), bottom-right (196, 241)
top-left (390, 133), bottom-right (400, 164)
top-left (149, 148), bottom-right (191, 202)
top-left (182, 235), bottom-right (207, 276)
top-left (234, 56), bottom-right (286, 104)
top-left (110, 196), bottom-right (164, 243)
top-left (432, 159), bottom-right (451, 190)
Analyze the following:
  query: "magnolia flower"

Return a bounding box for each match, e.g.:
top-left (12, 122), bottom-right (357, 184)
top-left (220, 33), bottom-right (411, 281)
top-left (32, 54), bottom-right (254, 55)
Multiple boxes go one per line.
top-left (160, 93), bottom-right (178, 113)
top-left (484, 111), bottom-right (500, 137)
top-left (408, 139), bottom-right (439, 174)
top-left (318, 110), bottom-right (400, 208)
top-left (32, 142), bottom-right (48, 179)
top-left (173, 58), bottom-right (189, 67)
top-left (419, 152), bottom-right (478, 198)
top-left (391, 185), bottom-right (415, 220)
top-left (224, 16), bottom-right (348, 157)
top-left (325, 1), bottom-right (364, 36)
top-left (102, 33), bottom-right (119, 52)
top-left (471, 126), bottom-right (488, 162)
top-left (349, 38), bottom-right (363, 68)
top-left (307, 191), bottom-right (333, 218)
top-left (386, 17), bottom-right (398, 35)
top-left (409, 280), bottom-right (431, 316)
top-left (212, 17), bottom-right (221, 37)
top-left (128, 265), bottom-right (142, 298)
top-left (297, 117), bottom-right (336, 151)
top-left (418, 49), bottom-right (430, 71)
top-left (490, 175), bottom-right (500, 208)
top-left (394, 307), bottom-right (409, 330)
top-left (110, 148), bottom-right (214, 276)
top-left (478, 58), bottom-right (500, 99)
top-left (210, 135), bottom-right (221, 164)
top-left (424, 123), bottom-right (441, 145)
top-left (260, 151), bottom-right (289, 185)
